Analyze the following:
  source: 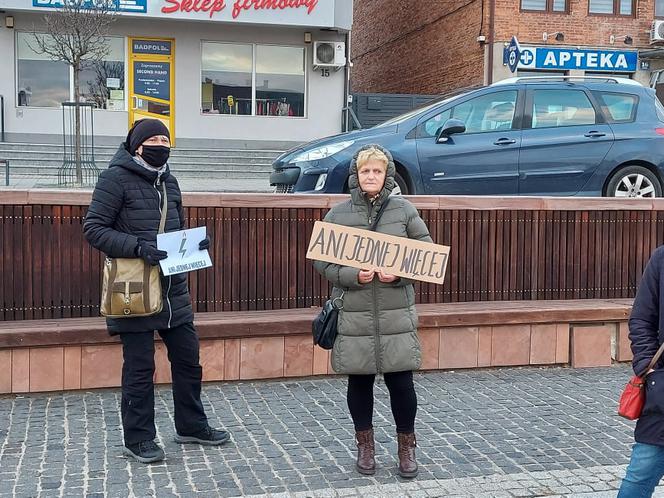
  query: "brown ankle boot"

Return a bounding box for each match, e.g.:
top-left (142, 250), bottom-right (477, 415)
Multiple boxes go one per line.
top-left (397, 432), bottom-right (418, 478)
top-left (355, 428), bottom-right (375, 475)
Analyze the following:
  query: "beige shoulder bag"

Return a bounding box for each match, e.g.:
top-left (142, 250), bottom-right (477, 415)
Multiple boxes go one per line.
top-left (100, 181), bottom-right (167, 318)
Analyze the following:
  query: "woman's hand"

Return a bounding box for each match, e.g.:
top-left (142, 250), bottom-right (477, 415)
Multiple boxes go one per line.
top-left (358, 269), bottom-right (375, 284)
top-left (377, 269), bottom-right (399, 283)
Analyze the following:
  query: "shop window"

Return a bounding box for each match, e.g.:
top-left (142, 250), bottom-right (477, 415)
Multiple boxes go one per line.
top-left (79, 37), bottom-right (126, 111)
top-left (589, 0), bottom-right (634, 15)
top-left (17, 32), bottom-right (69, 107)
top-left (256, 45), bottom-right (305, 117)
top-left (17, 33), bottom-right (125, 109)
top-left (201, 42), bottom-right (253, 115)
top-left (531, 90), bottom-right (596, 128)
top-left (201, 41), bottom-right (306, 117)
top-left (521, 0), bottom-right (567, 12)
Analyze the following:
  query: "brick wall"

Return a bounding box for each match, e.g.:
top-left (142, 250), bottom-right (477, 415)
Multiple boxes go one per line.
top-left (494, 0), bottom-right (654, 47)
top-left (351, 0), bottom-right (658, 96)
top-left (350, 0), bottom-right (485, 95)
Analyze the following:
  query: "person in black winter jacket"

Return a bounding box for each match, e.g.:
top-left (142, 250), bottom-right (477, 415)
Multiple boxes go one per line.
top-left (84, 119), bottom-right (230, 464)
top-left (619, 246), bottom-right (664, 496)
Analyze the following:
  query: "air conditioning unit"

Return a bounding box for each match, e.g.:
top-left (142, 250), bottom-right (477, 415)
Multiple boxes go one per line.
top-left (651, 20), bottom-right (664, 44)
top-left (313, 41), bottom-right (346, 68)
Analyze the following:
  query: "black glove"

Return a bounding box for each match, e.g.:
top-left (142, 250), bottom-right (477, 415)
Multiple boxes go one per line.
top-left (136, 240), bottom-right (168, 266)
top-left (199, 235), bottom-right (210, 251)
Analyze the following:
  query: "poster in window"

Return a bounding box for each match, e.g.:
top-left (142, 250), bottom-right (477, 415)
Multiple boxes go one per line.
top-left (133, 61), bottom-right (170, 101)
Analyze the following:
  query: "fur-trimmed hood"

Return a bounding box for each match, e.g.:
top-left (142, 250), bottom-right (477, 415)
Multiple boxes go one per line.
top-left (348, 144), bottom-right (396, 205)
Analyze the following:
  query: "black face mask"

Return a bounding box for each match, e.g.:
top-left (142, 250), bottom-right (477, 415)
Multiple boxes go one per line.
top-left (139, 145), bottom-right (170, 168)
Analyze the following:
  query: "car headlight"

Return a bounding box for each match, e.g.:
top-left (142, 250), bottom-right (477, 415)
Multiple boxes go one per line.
top-left (314, 173), bottom-right (327, 191)
top-left (289, 141), bottom-right (355, 163)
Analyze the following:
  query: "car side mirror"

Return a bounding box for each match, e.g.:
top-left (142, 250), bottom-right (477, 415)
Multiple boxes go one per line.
top-left (436, 119), bottom-right (466, 143)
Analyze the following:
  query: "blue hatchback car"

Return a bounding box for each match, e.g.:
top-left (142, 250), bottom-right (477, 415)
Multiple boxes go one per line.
top-left (270, 76), bottom-right (664, 197)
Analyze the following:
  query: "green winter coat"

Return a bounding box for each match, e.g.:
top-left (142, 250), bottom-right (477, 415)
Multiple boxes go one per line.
top-left (314, 144), bottom-right (433, 375)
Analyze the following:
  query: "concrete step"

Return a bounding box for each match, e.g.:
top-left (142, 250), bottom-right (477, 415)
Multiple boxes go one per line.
top-left (169, 170), bottom-right (271, 179)
top-left (1, 157), bottom-right (275, 169)
top-left (7, 169), bottom-right (272, 180)
top-left (10, 169), bottom-right (272, 180)
top-left (5, 162), bottom-right (274, 174)
top-left (0, 143), bottom-right (283, 160)
top-left (0, 141), bottom-right (281, 182)
top-left (0, 153), bottom-right (278, 168)
top-left (0, 149), bottom-right (279, 159)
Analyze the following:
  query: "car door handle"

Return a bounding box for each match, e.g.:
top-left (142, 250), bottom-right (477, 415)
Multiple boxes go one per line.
top-left (584, 131), bottom-right (606, 138)
top-left (493, 138), bottom-right (516, 145)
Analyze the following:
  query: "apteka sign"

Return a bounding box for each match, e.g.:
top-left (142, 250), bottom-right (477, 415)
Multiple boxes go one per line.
top-left (517, 46), bottom-right (637, 72)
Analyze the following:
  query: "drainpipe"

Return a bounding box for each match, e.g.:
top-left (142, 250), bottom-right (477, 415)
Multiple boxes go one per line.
top-left (487, 0), bottom-right (496, 84)
top-left (344, 30), bottom-right (351, 132)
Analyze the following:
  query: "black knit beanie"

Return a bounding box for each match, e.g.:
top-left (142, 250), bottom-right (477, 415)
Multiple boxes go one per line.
top-left (126, 119), bottom-right (170, 155)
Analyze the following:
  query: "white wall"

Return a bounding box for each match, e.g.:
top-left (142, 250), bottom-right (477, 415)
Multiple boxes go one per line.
top-left (0, 14), bottom-right (346, 146)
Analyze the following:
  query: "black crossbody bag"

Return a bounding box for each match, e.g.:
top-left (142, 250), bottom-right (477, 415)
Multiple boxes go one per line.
top-left (312, 197), bottom-right (391, 349)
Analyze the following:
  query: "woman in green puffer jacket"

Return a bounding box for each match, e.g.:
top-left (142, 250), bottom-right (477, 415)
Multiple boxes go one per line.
top-left (314, 144), bottom-right (433, 479)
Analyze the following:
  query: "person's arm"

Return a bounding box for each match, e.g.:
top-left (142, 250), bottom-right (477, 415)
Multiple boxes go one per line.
top-left (312, 209), bottom-right (364, 290)
top-left (630, 249), bottom-right (663, 376)
top-left (174, 182), bottom-right (210, 250)
top-left (174, 178), bottom-right (186, 231)
top-left (391, 202), bottom-right (434, 287)
top-left (83, 170), bottom-right (139, 258)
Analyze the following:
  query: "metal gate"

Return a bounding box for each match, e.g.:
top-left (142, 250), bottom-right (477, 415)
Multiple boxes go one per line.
top-left (350, 92), bottom-right (438, 129)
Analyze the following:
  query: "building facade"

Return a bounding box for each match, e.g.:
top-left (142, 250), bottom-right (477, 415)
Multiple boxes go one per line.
top-left (0, 0), bottom-right (352, 147)
top-left (351, 0), bottom-right (664, 95)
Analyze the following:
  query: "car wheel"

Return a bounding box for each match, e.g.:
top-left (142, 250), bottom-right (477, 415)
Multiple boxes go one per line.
top-left (392, 172), bottom-right (409, 196)
top-left (606, 166), bottom-right (662, 198)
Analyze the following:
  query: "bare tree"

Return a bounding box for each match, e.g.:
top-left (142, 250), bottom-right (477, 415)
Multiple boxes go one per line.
top-left (31, 0), bottom-right (116, 185)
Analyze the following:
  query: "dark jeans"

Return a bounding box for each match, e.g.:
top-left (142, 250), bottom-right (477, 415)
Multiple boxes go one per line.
top-left (120, 322), bottom-right (208, 446)
top-left (347, 370), bottom-right (417, 434)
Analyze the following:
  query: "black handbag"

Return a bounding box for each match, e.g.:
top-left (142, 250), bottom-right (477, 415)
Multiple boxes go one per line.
top-left (312, 197), bottom-right (391, 349)
top-left (312, 293), bottom-right (344, 349)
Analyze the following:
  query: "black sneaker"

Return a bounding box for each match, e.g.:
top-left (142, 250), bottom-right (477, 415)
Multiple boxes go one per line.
top-left (174, 425), bottom-right (231, 446)
top-left (123, 440), bottom-right (165, 464)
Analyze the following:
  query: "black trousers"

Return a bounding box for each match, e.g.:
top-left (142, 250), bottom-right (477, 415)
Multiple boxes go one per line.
top-left (120, 322), bottom-right (208, 446)
top-left (347, 370), bottom-right (417, 434)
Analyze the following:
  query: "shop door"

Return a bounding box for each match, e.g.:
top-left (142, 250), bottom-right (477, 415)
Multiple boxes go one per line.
top-left (128, 37), bottom-right (175, 144)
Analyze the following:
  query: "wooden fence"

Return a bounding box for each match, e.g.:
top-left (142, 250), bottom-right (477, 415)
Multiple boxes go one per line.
top-left (1, 191), bottom-right (663, 321)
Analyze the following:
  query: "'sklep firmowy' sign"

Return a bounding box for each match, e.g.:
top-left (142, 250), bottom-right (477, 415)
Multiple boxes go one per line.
top-left (14, 0), bottom-right (342, 28)
top-left (161, 0), bottom-right (318, 19)
top-left (517, 46), bottom-right (637, 72)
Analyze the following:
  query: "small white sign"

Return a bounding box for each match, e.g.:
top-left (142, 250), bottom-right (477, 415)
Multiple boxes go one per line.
top-left (107, 77), bottom-right (121, 89)
top-left (157, 226), bottom-right (212, 276)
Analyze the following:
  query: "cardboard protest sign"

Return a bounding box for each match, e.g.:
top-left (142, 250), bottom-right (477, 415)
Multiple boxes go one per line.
top-left (306, 221), bottom-right (450, 285)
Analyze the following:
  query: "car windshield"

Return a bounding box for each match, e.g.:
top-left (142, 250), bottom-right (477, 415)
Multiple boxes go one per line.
top-left (374, 92), bottom-right (469, 128)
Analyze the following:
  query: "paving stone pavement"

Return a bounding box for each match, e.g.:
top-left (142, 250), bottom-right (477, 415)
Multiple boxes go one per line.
top-left (0, 364), bottom-right (658, 498)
